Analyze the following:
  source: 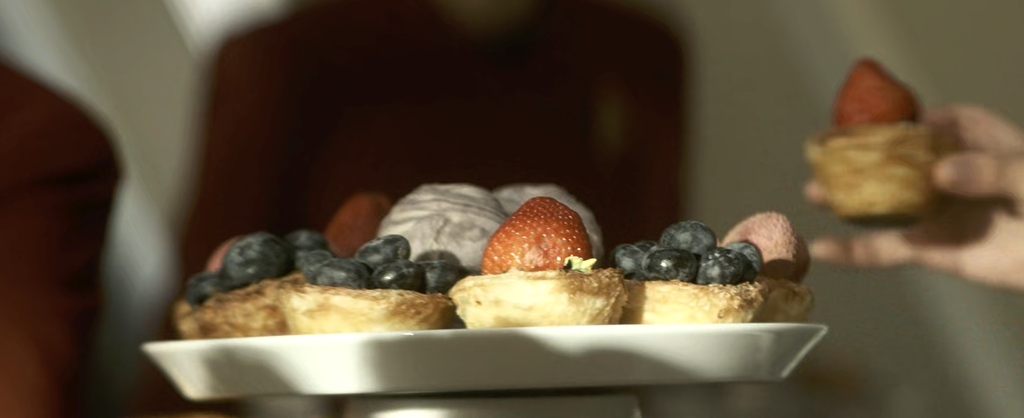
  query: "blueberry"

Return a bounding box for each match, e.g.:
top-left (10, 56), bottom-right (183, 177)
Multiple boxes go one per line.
top-left (736, 259), bottom-right (757, 283)
top-left (633, 240), bottom-right (659, 253)
top-left (612, 244), bottom-right (646, 279)
top-left (420, 260), bottom-right (467, 294)
top-left (642, 248), bottom-right (699, 282)
top-left (221, 232), bottom-right (293, 289)
top-left (308, 258), bottom-right (372, 289)
top-left (372, 260), bottom-right (425, 291)
top-left (725, 242), bottom-right (762, 283)
top-left (697, 248), bottom-right (747, 285)
top-left (356, 235), bottom-right (411, 269)
top-left (414, 250), bottom-right (462, 266)
top-left (184, 271), bottom-right (223, 307)
top-left (296, 249), bottom-right (334, 279)
top-left (285, 229), bottom-right (331, 253)
top-left (660, 221), bottom-right (718, 256)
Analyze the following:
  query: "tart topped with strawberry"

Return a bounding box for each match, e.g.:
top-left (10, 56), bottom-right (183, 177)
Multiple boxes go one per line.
top-left (805, 58), bottom-right (959, 226)
top-left (448, 197), bottom-right (627, 328)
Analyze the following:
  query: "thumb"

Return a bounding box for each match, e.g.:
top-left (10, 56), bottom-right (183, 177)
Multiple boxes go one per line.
top-left (933, 152), bottom-right (1024, 198)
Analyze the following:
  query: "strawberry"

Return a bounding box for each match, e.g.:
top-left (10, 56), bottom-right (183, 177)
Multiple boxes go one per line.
top-left (481, 196), bottom-right (593, 275)
top-left (833, 58), bottom-right (920, 128)
top-left (324, 192), bottom-right (393, 257)
top-left (205, 236), bottom-right (240, 272)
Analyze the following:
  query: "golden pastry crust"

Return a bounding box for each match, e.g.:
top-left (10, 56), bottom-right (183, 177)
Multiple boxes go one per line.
top-left (620, 276), bottom-right (813, 324)
top-left (448, 268), bottom-right (628, 328)
top-left (174, 273), bottom-right (455, 339)
top-left (279, 285), bottom-right (455, 334)
top-left (173, 275), bottom-right (304, 339)
top-left (805, 123), bottom-right (959, 222)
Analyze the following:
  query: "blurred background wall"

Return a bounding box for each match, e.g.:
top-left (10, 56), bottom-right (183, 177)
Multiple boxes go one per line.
top-left (0, 0), bottom-right (1022, 416)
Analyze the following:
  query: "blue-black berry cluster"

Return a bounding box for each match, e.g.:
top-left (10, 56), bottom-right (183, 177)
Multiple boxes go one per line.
top-left (611, 221), bottom-right (762, 286)
top-left (183, 231), bottom-right (468, 307)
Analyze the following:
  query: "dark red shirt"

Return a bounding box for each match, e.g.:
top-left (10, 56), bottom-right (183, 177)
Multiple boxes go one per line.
top-left (0, 61), bottom-right (119, 418)
top-left (181, 0), bottom-right (686, 276)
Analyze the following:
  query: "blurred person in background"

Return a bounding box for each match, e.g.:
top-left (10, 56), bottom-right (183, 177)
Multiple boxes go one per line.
top-left (0, 60), bottom-right (119, 418)
top-left (807, 104), bottom-right (1024, 293)
top-left (179, 0), bottom-right (687, 278)
top-left (128, 0), bottom-right (686, 415)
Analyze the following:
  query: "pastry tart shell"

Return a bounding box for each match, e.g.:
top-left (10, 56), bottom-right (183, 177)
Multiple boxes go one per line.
top-left (449, 268), bottom-right (628, 328)
top-left (805, 123), bottom-right (959, 224)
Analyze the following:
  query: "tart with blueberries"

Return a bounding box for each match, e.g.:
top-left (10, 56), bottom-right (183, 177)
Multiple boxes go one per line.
top-left (448, 197), bottom-right (627, 328)
top-left (279, 235), bottom-right (461, 335)
top-left (615, 212), bottom-right (813, 325)
top-left (174, 231), bottom-right (304, 339)
top-left (173, 230), bottom-right (463, 339)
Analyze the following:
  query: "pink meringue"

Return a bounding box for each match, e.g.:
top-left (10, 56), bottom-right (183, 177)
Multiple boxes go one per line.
top-left (721, 212), bottom-right (810, 283)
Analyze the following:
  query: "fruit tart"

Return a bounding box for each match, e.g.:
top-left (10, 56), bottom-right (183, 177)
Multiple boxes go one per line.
top-left (173, 197), bottom-right (463, 339)
top-left (277, 234), bottom-right (462, 335)
top-left (616, 212), bottom-right (813, 324)
top-left (805, 58), bottom-right (959, 225)
top-left (448, 197), bottom-right (628, 328)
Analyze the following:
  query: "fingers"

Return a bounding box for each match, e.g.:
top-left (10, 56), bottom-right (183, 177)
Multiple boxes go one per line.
top-left (926, 104), bottom-right (1024, 199)
top-left (924, 104), bottom-right (1024, 152)
top-left (933, 151), bottom-right (1024, 199)
top-left (803, 180), bottom-right (829, 206)
top-left (922, 106), bottom-right (963, 141)
top-left (809, 230), bottom-right (915, 268)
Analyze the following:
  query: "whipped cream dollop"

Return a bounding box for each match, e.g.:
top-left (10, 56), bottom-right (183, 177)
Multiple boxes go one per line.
top-left (377, 184), bottom-right (506, 272)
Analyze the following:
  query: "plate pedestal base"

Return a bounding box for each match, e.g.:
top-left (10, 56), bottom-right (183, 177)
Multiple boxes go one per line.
top-left (240, 387), bottom-right (739, 418)
top-left (341, 392), bottom-right (640, 418)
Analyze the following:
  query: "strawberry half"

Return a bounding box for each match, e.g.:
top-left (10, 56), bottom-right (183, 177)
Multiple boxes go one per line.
top-left (481, 196), bottom-right (593, 275)
top-left (833, 58), bottom-right (920, 128)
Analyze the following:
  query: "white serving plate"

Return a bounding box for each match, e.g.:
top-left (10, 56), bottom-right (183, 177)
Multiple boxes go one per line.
top-left (142, 323), bottom-right (827, 401)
